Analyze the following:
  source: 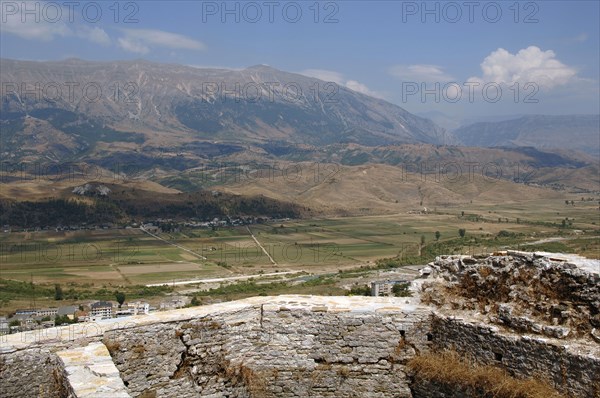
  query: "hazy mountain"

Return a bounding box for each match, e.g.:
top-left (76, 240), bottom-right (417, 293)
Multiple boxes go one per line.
top-left (457, 114), bottom-right (527, 127)
top-left (415, 112), bottom-right (529, 132)
top-left (453, 115), bottom-right (600, 155)
top-left (415, 111), bottom-right (463, 132)
top-left (0, 58), bottom-right (447, 160)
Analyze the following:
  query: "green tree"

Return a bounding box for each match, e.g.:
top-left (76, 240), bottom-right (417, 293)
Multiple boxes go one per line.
top-left (54, 284), bottom-right (63, 301)
top-left (115, 291), bottom-right (126, 308)
top-left (458, 228), bottom-right (466, 238)
top-left (347, 285), bottom-right (371, 296)
top-left (435, 231), bottom-right (441, 241)
top-left (54, 314), bottom-right (74, 326)
top-left (392, 283), bottom-right (412, 297)
top-left (190, 296), bottom-right (200, 306)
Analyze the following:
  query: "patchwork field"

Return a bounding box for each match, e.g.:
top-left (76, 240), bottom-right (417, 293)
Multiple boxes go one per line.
top-left (1, 195), bottom-right (597, 288)
top-left (0, 192), bottom-right (597, 316)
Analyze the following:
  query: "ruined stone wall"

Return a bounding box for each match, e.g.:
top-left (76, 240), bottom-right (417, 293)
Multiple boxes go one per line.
top-left (423, 251), bottom-right (600, 340)
top-left (430, 315), bottom-right (600, 397)
top-left (102, 300), bottom-right (432, 397)
top-left (1, 292), bottom-right (598, 398)
top-left (0, 296), bottom-right (432, 398)
top-left (102, 306), bottom-right (261, 397)
top-left (0, 333), bottom-right (106, 398)
top-left (0, 346), bottom-right (64, 398)
top-left (232, 302), bottom-right (432, 398)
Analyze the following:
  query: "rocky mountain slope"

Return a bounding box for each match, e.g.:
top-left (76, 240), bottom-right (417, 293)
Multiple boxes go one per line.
top-left (0, 58), bottom-right (447, 156)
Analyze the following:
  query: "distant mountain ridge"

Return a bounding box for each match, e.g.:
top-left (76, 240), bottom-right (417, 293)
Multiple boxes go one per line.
top-left (453, 115), bottom-right (600, 155)
top-left (0, 58), bottom-right (447, 156)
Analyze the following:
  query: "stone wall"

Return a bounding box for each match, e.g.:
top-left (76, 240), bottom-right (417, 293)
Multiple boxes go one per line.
top-left (430, 315), bottom-right (600, 397)
top-left (0, 346), bottom-right (65, 398)
top-left (0, 296), bottom-right (432, 398)
top-left (1, 290), bottom-right (598, 397)
top-left (102, 299), bottom-right (433, 398)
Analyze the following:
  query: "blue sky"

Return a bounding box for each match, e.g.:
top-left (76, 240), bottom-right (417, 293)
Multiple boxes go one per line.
top-left (1, 0), bottom-right (599, 119)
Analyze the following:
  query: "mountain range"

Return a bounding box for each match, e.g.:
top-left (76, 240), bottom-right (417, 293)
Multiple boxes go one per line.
top-left (453, 114), bottom-right (599, 156)
top-left (0, 58), bottom-right (598, 215)
top-left (0, 58), bottom-right (447, 159)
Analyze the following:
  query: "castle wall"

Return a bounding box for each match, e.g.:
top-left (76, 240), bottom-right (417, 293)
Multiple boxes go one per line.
top-left (0, 296), bottom-right (432, 398)
top-left (1, 295), bottom-right (597, 398)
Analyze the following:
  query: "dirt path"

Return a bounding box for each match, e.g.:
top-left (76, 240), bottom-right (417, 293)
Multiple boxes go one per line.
top-left (139, 226), bottom-right (207, 260)
top-left (146, 271), bottom-right (299, 287)
top-left (521, 237), bottom-right (567, 246)
top-left (246, 226), bottom-right (278, 265)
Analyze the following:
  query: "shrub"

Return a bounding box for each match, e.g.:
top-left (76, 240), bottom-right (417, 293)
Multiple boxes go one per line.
top-left (392, 283), bottom-right (412, 297)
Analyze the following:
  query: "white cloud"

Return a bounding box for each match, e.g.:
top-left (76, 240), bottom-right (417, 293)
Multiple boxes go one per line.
top-left (0, 0), bottom-right (70, 41)
top-left (0, 1), bottom-right (110, 46)
top-left (388, 64), bottom-right (455, 82)
top-left (117, 37), bottom-right (150, 54)
top-left (567, 33), bottom-right (588, 43)
top-left (299, 69), bottom-right (384, 98)
top-left (469, 46), bottom-right (577, 89)
top-left (117, 29), bottom-right (206, 54)
top-left (345, 80), bottom-right (381, 97)
top-left (77, 26), bottom-right (111, 46)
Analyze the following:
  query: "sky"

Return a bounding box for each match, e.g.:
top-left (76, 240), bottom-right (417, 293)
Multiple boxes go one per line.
top-left (1, 0), bottom-right (599, 120)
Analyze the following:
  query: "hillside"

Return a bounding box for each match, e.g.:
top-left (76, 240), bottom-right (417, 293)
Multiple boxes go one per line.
top-left (453, 115), bottom-right (600, 156)
top-left (0, 58), bottom-right (447, 161)
top-left (1, 59), bottom-right (597, 218)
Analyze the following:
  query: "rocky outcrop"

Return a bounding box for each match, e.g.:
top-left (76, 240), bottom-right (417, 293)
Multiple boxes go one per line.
top-left (421, 251), bottom-right (600, 341)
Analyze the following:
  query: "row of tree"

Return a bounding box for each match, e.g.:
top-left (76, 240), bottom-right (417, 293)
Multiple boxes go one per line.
top-left (0, 192), bottom-right (303, 228)
top-left (55, 284), bottom-right (126, 307)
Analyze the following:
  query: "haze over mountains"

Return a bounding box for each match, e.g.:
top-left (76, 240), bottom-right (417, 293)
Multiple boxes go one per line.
top-left (1, 58), bottom-right (598, 215)
top-left (453, 115), bottom-right (600, 156)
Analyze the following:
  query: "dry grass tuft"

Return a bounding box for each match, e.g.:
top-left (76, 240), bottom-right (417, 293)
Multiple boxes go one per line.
top-left (224, 362), bottom-right (270, 395)
top-left (103, 339), bottom-right (121, 354)
top-left (52, 368), bottom-right (70, 398)
top-left (478, 266), bottom-right (493, 278)
top-left (138, 390), bottom-right (157, 398)
top-left (240, 365), bottom-right (267, 394)
top-left (407, 351), bottom-right (565, 398)
top-left (394, 338), bottom-right (407, 355)
top-left (337, 365), bottom-right (350, 378)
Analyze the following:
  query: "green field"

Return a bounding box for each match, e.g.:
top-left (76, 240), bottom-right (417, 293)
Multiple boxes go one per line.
top-left (0, 197), bottom-right (598, 314)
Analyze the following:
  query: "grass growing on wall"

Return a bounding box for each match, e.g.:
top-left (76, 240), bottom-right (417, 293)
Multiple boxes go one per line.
top-left (407, 350), bottom-right (564, 398)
